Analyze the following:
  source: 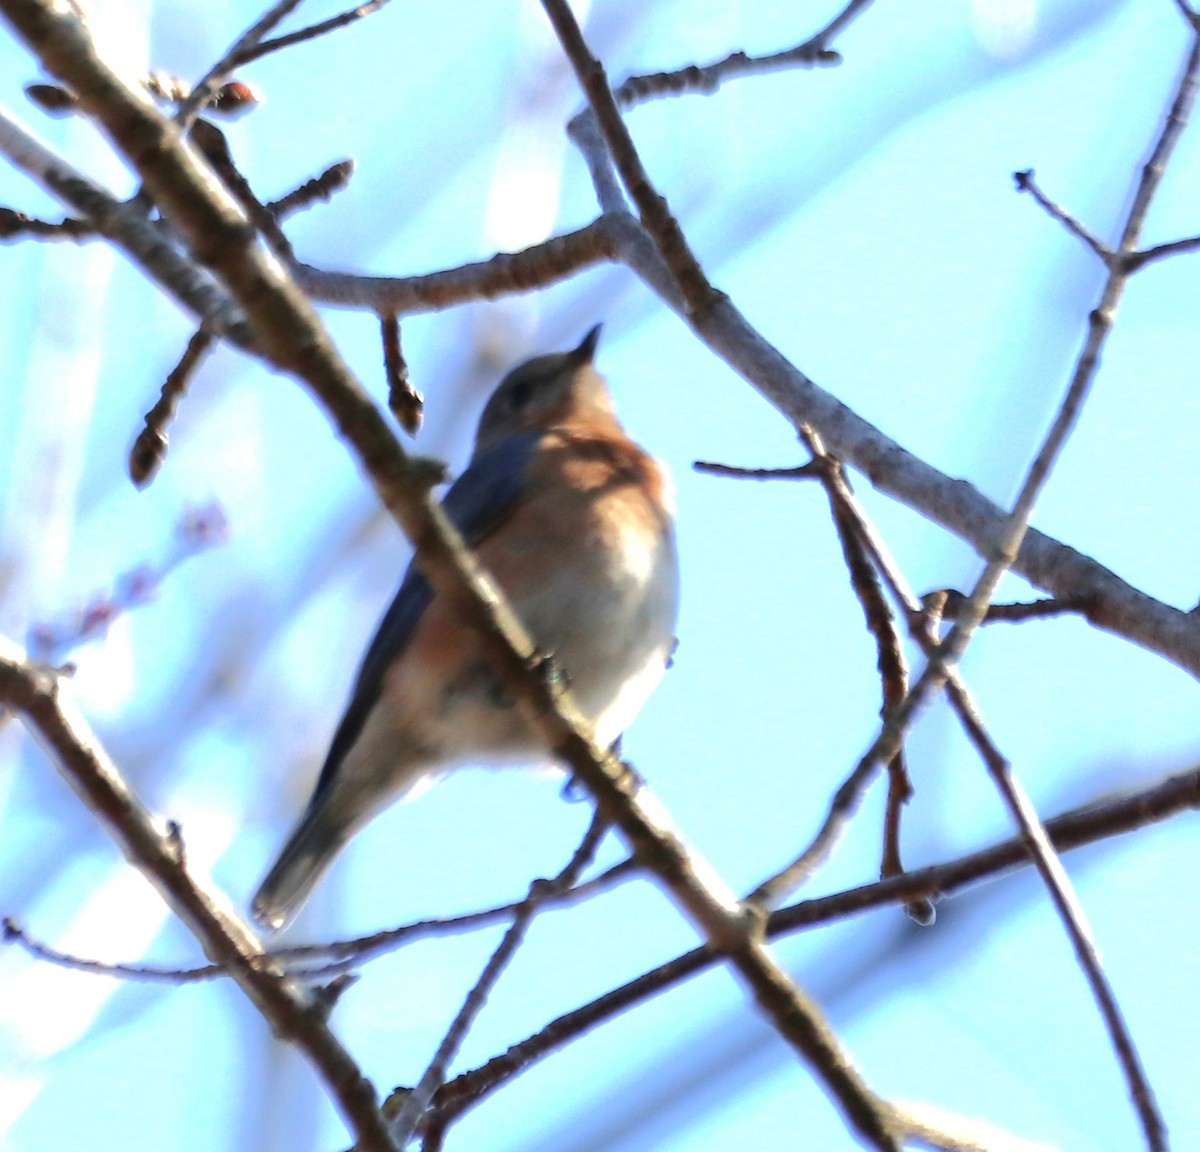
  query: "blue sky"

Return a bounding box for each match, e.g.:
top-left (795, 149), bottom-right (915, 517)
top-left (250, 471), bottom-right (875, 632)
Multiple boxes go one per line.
top-left (2, 1), bottom-right (1199, 1149)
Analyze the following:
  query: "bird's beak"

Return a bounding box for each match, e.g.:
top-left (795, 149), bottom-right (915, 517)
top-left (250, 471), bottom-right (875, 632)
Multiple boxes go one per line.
top-left (572, 323), bottom-right (603, 365)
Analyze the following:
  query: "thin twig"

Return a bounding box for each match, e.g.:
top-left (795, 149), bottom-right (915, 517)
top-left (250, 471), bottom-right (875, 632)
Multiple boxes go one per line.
top-left (267, 158), bottom-right (356, 219)
top-left (565, 0), bottom-right (873, 210)
top-left (1013, 169), bottom-right (1112, 261)
top-left (129, 329), bottom-right (214, 487)
top-left (921, 589), bottom-right (1092, 626)
top-left (279, 858), bottom-right (636, 971)
top-left (381, 313), bottom-right (423, 435)
top-left (944, 681), bottom-right (1165, 1151)
top-left (237, 0), bottom-right (392, 69)
top-left (693, 459), bottom-right (818, 481)
top-left (2, 858), bottom-right (639, 985)
top-left (188, 117), bottom-right (295, 260)
top-left (609, 0), bottom-right (872, 108)
top-left (176, 0), bottom-right (393, 127)
top-left (387, 813), bottom-right (610, 1146)
top-left (714, 433), bottom-right (931, 907)
top-left (1127, 233), bottom-right (1200, 268)
top-left (790, 432), bottom-right (933, 924)
top-left (3, 916), bottom-right (202, 981)
top-left (694, 471), bottom-right (1091, 629)
top-left (128, 156), bottom-right (352, 487)
top-left (174, 0), bottom-right (306, 127)
top-left (0, 204), bottom-right (92, 239)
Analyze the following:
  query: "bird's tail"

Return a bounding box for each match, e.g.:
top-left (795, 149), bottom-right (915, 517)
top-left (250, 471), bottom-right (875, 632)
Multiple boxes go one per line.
top-left (251, 806), bottom-right (349, 932)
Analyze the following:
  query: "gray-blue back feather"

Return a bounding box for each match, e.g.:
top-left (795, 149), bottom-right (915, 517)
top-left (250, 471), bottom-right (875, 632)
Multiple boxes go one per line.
top-left (309, 429), bottom-right (542, 807)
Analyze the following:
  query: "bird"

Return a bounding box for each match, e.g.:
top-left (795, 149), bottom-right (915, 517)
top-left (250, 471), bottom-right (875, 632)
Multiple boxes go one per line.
top-left (252, 326), bottom-right (680, 930)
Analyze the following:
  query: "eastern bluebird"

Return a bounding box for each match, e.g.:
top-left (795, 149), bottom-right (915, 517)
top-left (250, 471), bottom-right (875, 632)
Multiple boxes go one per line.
top-left (252, 327), bottom-right (679, 930)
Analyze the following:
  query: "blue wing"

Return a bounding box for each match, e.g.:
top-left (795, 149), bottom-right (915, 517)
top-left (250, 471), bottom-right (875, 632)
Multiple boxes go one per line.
top-left (309, 429), bottom-right (542, 806)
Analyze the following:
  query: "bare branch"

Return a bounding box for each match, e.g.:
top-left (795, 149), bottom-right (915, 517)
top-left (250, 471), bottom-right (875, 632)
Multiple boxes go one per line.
top-left (563, 1), bottom-right (873, 212)
top-left (381, 313), bottom-right (423, 435)
top-left (129, 328), bottom-right (214, 487)
top-left (0, 202), bottom-right (91, 239)
top-left (921, 589), bottom-right (1091, 626)
top-left (432, 764), bottom-right (1200, 1128)
top-left (946, 686), bottom-right (1165, 1150)
top-left (693, 459), bottom-right (819, 481)
top-left (541, 0), bottom-right (721, 319)
top-left (238, 0), bottom-right (392, 70)
top-left (0, 643), bottom-right (394, 1152)
top-left (295, 214), bottom-right (624, 312)
top-left (792, 438), bottom-right (932, 925)
top-left (1127, 232), bottom-right (1200, 268)
top-left (189, 116), bottom-right (295, 260)
top-left (388, 813), bottom-right (609, 1146)
top-left (174, 0), bottom-right (306, 127)
top-left (0, 102), bottom-right (252, 343)
top-left (3, 916), bottom-right (207, 981)
top-left (743, 419), bottom-right (1167, 1146)
top-left (1013, 169), bottom-right (1112, 261)
top-left (2, 858), bottom-right (640, 985)
top-left (702, 439), bottom-right (933, 925)
top-left (609, 0), bottom-right (872, 108)
top-left (267, 157), bottom-right (355, 218)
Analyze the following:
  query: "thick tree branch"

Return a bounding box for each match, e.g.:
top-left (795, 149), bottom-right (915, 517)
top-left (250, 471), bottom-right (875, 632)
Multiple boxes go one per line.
top-left (0, 641), bottom-right (394, 1152)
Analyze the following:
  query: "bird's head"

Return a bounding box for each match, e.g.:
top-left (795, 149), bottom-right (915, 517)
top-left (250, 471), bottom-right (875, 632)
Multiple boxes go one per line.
top-left (473, 325), bottom-right (613, 455)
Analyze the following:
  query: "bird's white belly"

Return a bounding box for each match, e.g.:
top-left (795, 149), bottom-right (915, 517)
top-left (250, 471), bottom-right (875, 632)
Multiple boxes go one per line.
top-left (432, 517), bottom-right (678, 763)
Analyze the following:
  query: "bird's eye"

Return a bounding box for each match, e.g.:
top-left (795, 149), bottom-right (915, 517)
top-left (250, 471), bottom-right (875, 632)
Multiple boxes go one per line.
top-left (508, 380), bottom-right (532, 410)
